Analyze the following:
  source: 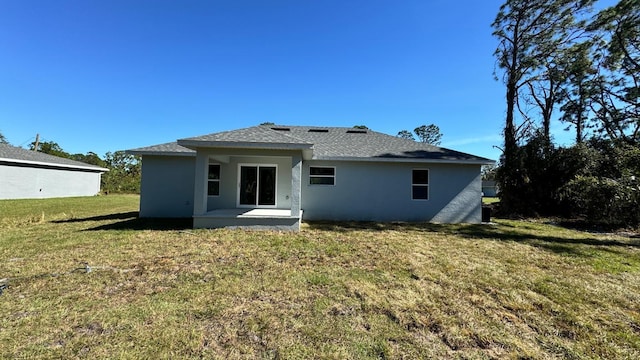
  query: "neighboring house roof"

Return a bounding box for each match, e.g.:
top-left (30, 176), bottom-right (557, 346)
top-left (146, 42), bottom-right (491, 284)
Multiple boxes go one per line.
top-left (0, 143), bottom-right (108, 172)
top-left (129, 125), bottom-right (494, 164)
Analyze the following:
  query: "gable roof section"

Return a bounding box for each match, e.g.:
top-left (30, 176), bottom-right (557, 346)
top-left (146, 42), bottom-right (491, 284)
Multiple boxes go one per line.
top-left (0, 143), bottom-right (108, 172)
top-left (169, 125), bottom-right (492, 164)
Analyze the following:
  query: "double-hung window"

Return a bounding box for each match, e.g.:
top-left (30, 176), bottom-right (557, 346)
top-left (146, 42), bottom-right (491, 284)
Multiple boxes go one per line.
top-left (412, 169), bottom-right (429, 200)
top-left (309, 166), bottom-right (335, 185)
top-left (208, 164), bottom-right (220, 196)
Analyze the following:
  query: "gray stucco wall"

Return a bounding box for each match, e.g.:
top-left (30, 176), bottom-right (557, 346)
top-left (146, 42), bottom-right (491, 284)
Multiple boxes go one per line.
top-left (139, 155), bottom-right (195, 217)
top-left (301, 160), bottom-right (483, 223)
top-left (207, 155), bottom-right (292, 211)
top-left (0, 164), bottom-right (102, 199)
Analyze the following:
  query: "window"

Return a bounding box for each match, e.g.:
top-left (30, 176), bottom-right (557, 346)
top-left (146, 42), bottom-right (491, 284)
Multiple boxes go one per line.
top-left (412, 169), bottom-right (429, 200)
top-left (208, 164), bottom-right (220, 196)
top-left (309, 166), bottom-right (335, 185)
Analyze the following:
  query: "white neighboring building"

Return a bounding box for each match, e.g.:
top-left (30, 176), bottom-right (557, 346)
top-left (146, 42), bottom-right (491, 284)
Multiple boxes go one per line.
top-left (0, 143), bottom-right (108, 200)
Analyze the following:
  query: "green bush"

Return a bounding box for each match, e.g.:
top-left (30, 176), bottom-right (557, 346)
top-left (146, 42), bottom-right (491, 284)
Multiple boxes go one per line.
top-left (497, 136), bottom-right (640, 227)
top-left (561, 175), bottom-right (640, 226)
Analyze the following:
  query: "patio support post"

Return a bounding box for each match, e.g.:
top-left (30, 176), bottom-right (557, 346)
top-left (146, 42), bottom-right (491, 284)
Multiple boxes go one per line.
top-left (291, 153), bottom-right (302, 217)
top-left (193, 150), bottom-right (208, 216)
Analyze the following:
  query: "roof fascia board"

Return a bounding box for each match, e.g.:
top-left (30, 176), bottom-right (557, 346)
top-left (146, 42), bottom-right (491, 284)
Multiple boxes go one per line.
top-left (312, 156), bottom-right (495, 165)
top-left (0, 157), bottom-right (109, 172)
top-left (125, 150), bottom-right (195, 157)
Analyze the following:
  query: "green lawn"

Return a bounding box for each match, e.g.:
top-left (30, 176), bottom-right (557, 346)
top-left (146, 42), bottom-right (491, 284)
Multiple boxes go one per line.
top-left (1, 195), bottom-right (639, 359)
top-left (482, 196), bottom-right (500, 205)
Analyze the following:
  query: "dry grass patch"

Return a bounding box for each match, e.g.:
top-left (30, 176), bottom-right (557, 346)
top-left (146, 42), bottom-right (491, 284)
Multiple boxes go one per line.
top-left (1, 196), bottom-right (639, 359)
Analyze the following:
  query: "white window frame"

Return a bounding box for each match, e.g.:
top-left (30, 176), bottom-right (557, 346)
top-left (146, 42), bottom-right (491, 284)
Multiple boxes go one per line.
top-left (207, 163), bottom-right (221, 197)
top-left (411, 168), bottom-right (429, 201)
top-left (309, 166), bottom-right (336, 186)
top-left (236, 163), bottom-right (278, 208)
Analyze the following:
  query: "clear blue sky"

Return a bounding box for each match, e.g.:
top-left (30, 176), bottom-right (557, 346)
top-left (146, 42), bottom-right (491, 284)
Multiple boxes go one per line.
top-left (1, 0), bottom-right (534, 161)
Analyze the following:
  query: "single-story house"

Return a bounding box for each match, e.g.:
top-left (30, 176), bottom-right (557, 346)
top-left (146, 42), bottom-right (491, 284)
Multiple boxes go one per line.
top-left (0, 143), bottom-right (108, 200)
top-left (127, 125), bottom-right (494, 231)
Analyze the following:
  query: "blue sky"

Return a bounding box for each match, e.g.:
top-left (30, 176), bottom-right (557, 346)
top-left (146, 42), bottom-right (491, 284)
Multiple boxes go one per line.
top-left (1, 0), bottom-right (531, 161)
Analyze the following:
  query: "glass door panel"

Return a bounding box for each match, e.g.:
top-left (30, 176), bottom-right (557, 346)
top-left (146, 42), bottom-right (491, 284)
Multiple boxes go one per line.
top-left (258, 166), bottom-right (276, 205)
top-left (239, 166), bottom-right (257, 205)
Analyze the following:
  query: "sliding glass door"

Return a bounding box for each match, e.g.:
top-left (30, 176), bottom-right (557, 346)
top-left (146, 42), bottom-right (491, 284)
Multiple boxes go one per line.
top-left (238, 165), bottom-right (277, 207)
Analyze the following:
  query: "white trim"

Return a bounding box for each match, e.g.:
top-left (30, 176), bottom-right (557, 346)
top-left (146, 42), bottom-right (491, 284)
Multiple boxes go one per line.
top-left (236, 163), bottom-right (278, 208)
top-left (309, 166), bottom-right (336, 186)
top-left (411, 168), bottom-right (430, 201)
top-left (0, 157), bottom-right (108, 172)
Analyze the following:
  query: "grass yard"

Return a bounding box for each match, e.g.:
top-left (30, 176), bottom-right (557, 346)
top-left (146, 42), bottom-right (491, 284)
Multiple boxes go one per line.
top-left (482, 197), bottom-right (500, 205)
top-left (1, 195), bottom-right (639, 359)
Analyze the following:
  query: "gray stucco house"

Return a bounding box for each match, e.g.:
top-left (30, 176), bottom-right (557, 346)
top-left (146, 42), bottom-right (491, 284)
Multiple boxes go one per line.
top-left (128, 125), bottom-right (493, 231)
top-left (0, 143), bottom-right (108, 200)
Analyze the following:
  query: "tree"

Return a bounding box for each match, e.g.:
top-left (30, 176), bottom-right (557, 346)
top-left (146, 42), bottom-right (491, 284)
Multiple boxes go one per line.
top-left (30, 140), bottom-right (70, 158)
top-left (397, 124), bottom-right (443, 145)
top-left (260, 122), bottom-right (275, 125)
top-left (101, 151), bottom-right (141, 193)
top-left (558, 41), bottom-right (596, 143)
top-left (0, 131), bottom-right (8, 144)
top-left (397, 130), bottom-right (415, 140)
top-left (521, 1), bottom-right (593, 151)
top-left (586, 0), bottom-right (640, 144)
top-left (492, 0), bottom-right (594, 212)
top-left (353, 125), bottom-right (369, 129)
top-left (413, 124), bottom-right (443, 145)
top-left (70, 152), bottom-right (107, 167)
top-left (481, 164), bottom-right (498, 181)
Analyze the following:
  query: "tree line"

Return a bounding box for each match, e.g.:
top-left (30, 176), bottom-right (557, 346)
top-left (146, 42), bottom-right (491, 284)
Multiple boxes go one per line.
top-left (493, 0), bottom-right (639, 227)
top-left (0, 135), bottom-right (141, 194)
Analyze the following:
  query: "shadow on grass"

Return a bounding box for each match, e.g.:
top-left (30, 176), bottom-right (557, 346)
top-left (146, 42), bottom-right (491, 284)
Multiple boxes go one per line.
top-left (87, 217), bottom-right (193, 231)
top-left (52, 211), bottom-right (140, 223)
top-left (53, 211), bottom-right (193, 231)
top-left (305, 220), bottom-right (640, 254)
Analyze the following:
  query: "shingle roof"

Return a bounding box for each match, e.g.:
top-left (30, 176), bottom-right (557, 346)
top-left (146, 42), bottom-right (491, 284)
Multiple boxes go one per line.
top-left (277, 126), bottom-right (490, 162)
top-left (126, 142), bottom-right (195, 156)
top-left (180, 126), bottom-right (313, 146)
top-left (0, 143), bottom-right (108, 171)
top-left (129, 125), bottom-right (494, 164)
